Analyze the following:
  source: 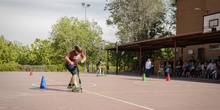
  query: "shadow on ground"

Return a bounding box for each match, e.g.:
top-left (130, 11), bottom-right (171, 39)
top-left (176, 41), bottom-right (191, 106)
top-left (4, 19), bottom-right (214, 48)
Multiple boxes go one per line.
top-left (30, 87), bottom-right (71, 92)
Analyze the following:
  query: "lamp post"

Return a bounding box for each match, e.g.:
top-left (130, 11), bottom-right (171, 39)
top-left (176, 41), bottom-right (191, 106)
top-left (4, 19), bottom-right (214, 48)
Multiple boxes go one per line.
top-left (195, 8), bottom-right (208, 15)
top-left (81, 2), bottom-right (90, 72)
top-left (81, 3), bottom-right (90, 22)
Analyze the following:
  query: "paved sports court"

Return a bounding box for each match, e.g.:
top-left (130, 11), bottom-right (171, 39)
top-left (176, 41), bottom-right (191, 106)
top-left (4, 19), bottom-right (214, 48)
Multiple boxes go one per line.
top-left (0, 72), bottom-right (220, 110)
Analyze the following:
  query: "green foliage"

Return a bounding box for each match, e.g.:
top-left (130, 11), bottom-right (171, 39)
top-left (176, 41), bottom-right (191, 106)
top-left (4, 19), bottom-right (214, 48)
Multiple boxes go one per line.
top-left (0, 63), bottom-right (19, 71)
top-left (161, 48), bottom-right (175, 59)
top-left (50, 16), bottom-right (103, 64)
top-left (46, 64), bottom-right (66, 72)
top-left (0, 63), bottom-right (85, 72)
top-left (17, 45), bottom-right (30, 65)
top-left (105, 0), bottom-right (168, 43)
top-left (0, 16), bottom-right (107, 72)
top-left (0, 35), bottom-right (19, 64)
top-left (30, 38), bottom-right (52, 65)
top-left (86, 64), bottom-right (116, 73)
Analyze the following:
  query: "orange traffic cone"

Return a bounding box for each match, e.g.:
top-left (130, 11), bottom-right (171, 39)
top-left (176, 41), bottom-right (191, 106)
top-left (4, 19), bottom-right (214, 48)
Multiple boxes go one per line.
top-left (30, 70), bottom-right (33, 76)
top-left (166, 74), bottom-right (170, 81)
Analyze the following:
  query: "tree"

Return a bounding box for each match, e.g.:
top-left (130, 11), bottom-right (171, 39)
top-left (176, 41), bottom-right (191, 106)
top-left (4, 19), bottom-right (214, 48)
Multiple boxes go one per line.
top-left (169, 0), bottom-right (177, 34)
top-left (17, 45), bottom-right (30, 65)
top-left (50, 16), bottom-right (103, 64)
top-left (105, 0), bottom-right (167, 43)
top-left (0, 35), bottom-right (19, 64)
top-left (29, 38), bottom-right (52, 65)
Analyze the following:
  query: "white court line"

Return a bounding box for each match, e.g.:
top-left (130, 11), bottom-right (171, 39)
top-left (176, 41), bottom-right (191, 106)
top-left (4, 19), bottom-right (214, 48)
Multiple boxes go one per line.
top-left (32, 82), bottom-right (96, 88)
top-left (133, 81), bottom-right (165, 87)
top-left (32, 75), bottom-right (153, 109)
top-left (133, 81), bottom-right (192, 87)
top-left (33, 75), bottom-right (96, 88)
top-left (85, 90), bottom-right (154, 110)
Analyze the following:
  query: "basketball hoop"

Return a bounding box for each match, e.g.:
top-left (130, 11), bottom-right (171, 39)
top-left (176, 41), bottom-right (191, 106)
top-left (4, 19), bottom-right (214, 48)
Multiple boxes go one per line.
top-left (99, 40), bottom-right (105, 50)
top-left (203, 13), bottom-right (220, 33)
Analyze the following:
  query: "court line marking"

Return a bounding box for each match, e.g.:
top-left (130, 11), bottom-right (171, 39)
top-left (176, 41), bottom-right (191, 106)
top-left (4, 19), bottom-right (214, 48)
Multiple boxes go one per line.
top-left (133, 81), bottom-right (192, 87)
top-left (30, 74), bottom-right (216, 109)
top-left (0, 84), bottom-right (31, 86)
top-left (0, 92), bottom-right (81, 98)
top-left (92, 89), bottom-right (219, 94)
top-left (32, 83), bottom-right (96, 88)
top-left (32, 75), bottom-right (96, 88)
top-left (85, 90), bottom-right (154, 110)
top-left (133, 81), bottom-right (169, 87)
top-left (1, 89), bottom-right (218, 98)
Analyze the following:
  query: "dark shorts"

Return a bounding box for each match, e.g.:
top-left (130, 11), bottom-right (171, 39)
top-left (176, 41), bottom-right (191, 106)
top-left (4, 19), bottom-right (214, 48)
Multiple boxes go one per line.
top-left (96, 65), bottom-right (101, 70)
top-left (65, 64), bottom-right (78, 75)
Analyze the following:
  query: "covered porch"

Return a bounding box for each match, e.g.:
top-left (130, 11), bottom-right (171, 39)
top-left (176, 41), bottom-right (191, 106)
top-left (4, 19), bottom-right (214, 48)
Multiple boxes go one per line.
top-left (105, 31), bottom-right (220, 75)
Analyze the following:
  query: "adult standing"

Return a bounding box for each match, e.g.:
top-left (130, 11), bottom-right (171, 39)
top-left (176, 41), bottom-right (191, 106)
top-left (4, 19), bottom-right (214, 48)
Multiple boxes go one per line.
top-left (145, 58), bottom-right (152, 77)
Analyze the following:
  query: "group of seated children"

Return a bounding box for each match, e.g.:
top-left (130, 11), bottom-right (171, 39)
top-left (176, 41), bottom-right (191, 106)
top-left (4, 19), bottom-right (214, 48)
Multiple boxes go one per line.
top-left (157, 59), bottom-right (173, 77)
top-left (157, 56), bottom-right (220, 79)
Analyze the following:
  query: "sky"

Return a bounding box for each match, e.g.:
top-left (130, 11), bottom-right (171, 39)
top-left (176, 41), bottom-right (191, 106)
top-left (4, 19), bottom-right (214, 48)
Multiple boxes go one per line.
top-left (0, 0), bottom-right (118, 46)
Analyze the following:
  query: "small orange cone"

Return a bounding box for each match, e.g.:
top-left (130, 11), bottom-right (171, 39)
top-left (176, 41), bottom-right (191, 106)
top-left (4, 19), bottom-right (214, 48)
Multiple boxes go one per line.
top-left (166, 74), bottom-right (170, 81)
top-left (30, 70), bottom-right (33, 76)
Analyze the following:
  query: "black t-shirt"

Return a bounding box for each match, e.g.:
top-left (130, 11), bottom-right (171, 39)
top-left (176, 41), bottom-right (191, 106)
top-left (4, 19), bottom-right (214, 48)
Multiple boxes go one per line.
top-left (176, 60), bottom-right (183, 66)
top-left (176, 64), bottom-right (182, 69)
top-left (96, 61), bottom-right (101, 66)
top-left (189, 59), bottom-right (196, 66)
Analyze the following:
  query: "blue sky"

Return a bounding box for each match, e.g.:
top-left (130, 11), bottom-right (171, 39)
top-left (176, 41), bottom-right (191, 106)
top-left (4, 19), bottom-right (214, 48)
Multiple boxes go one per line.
top-left (0, 0), bottom-right (118, 46)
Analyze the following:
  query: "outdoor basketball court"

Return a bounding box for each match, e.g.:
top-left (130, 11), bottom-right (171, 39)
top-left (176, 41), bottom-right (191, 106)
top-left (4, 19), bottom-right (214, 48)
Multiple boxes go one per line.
top-left (0, 72), bottom-right (220, 110)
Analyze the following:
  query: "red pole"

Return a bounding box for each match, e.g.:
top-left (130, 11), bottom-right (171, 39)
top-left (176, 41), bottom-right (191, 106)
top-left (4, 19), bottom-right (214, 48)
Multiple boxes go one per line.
top-left (140, 45), bottom-right (142, 75)
top-left (174, 40), bottom-right (177, 76)
top-left (107, 50), bottom-right (109, 74)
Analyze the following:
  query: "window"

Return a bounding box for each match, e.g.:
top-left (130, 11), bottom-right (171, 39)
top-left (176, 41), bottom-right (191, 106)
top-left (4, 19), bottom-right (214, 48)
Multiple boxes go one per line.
top-left (210, 45), bottom-right (220, 50)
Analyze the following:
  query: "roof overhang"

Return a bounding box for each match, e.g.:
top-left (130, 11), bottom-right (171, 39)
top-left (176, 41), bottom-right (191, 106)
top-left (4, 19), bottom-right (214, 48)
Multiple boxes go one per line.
top-left (105, 31), bottom-right (220, 51)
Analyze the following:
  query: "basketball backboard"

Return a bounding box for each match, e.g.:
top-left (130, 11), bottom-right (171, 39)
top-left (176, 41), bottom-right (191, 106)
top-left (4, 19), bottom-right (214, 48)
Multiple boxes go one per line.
top-left (99, 40), bottom-right (105, 50)
top-left (203, 12), bottom-right (220, 33)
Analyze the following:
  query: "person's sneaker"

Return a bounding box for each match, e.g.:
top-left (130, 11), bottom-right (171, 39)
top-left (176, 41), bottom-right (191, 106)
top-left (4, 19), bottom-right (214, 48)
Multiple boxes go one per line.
top-left (72, 85), bottom-right (79, 89)
top-left (67, 84), bottom-right (74, 89)
top-left (67, 85), bottom-right (71, 89)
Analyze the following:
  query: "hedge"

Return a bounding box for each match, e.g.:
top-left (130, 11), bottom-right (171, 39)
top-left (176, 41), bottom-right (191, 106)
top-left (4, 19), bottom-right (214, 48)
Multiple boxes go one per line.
top-left (0, 63), bottom-right (19, 71)
top-left (0, 63), bottom-right (117, 72)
